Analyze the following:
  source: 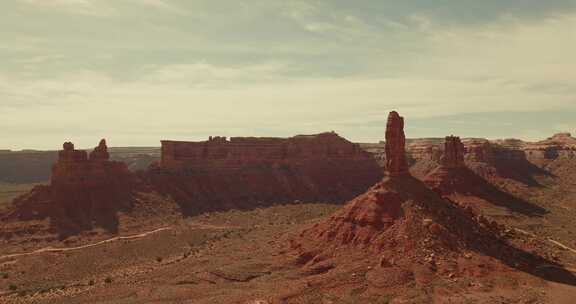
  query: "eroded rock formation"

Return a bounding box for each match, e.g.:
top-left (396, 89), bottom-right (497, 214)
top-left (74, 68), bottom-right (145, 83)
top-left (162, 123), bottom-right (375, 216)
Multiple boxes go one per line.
top-left (441, 136), bottom-right (465, 169)
top-left (293, 111), bottom-right (414, 247)
top-left (89, 139), bottom-right (110, 161)
top-left (290, 112), bottom-right (560, 290)
top-left (424, 136), bottom-right (468, 193)
top-left (148, 132), bottom-right (382, 215)
top-left (385, 111), bottom-right (408, 176)
top-left (10, 139), bottom-right (135, 237)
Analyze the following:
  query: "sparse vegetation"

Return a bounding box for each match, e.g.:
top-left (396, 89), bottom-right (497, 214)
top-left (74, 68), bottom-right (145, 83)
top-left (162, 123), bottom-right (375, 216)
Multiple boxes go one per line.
top-left (104, 277), bottom-right (113, 284)
top-left (8, 284), bottom-right (18, 291)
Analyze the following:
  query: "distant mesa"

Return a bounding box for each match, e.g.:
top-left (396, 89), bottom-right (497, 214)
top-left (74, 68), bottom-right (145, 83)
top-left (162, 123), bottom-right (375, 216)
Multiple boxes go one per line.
top-left (548, 132), bottom-right (573, 141)
top-left (150, 131), bottom-right (382, 215)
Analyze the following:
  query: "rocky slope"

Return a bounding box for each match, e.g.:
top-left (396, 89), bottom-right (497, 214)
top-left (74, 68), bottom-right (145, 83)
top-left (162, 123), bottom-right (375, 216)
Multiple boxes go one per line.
top-left (290, 111), bottom-right (575, 295)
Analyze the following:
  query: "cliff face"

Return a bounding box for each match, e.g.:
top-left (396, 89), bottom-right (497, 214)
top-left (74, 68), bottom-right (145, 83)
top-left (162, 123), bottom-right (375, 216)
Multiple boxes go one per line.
top-left (11, 140), bottom-right (136, 236)
top-left (147, 132), bottom-right (382, 215)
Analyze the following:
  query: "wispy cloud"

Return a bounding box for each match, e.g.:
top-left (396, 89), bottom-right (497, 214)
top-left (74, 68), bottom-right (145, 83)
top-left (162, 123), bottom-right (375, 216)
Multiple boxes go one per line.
top-left (17, 0), bottom-right (187, 16)
top-left (1, 1), bottom-right (575, 149)
top-left (19, 0), bottom-right (116, 16)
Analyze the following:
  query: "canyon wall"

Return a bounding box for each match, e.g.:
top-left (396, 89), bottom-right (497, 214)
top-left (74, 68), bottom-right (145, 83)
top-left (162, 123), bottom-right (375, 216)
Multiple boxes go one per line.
top-left (148, 132), bottom-right (382, 214)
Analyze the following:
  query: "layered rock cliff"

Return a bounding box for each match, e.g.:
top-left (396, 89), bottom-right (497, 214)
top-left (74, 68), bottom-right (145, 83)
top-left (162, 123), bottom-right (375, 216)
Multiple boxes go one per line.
top-left (146, 132), bottom-right (382, 215)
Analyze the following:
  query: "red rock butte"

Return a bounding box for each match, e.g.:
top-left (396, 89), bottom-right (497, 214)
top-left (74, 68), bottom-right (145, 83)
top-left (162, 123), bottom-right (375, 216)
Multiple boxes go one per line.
top-left (149, 132), bottom-right (383, 215)
top-left (441, 136), bottom-right (465, 169)
top-left (423, 136), bottom-right (468, 193)
top-left (160, 132), bottom-right (371, 171)
top-left (12, 139), bottom-right (135, 236)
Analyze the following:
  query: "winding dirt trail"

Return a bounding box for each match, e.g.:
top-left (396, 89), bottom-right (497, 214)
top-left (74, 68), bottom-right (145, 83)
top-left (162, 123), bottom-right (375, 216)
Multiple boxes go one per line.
top-left (0, 227), bottom-right (173, 261)
top-left (0, 222), bottom-right (235, 262)
top-left (514, 228), bottom-right (576, 255)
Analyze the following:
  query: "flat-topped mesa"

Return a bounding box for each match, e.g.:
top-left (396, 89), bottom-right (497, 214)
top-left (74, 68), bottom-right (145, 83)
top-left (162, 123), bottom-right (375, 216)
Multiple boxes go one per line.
top-left (441, 136), bottom-right (465, 169)
top-left (159, 131), bottom-right (370, 171)
top-left (89, 139), bottom-right (110, 161)
top-left (385, 111), bottom-right (409, 176)
top-left (151, 132), bottom-right (382, 214)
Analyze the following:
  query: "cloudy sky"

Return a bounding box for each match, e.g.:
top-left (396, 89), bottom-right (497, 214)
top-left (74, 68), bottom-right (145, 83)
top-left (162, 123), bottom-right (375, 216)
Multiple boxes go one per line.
top-left (1, 0), bottom-right (575, 150)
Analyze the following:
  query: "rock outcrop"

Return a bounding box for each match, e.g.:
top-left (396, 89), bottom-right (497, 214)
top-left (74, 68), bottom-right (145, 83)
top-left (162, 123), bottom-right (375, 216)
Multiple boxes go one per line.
top-left (89, 139), bottom-right (110, 161)
top-left (10, 140), bottom-right (136, 237)
top-left (362, 130), bottom-right (576, 171)
top-left (385, 111), bottom-right (409, 176)
top-left (290, 112), bottom-right (565, 290)
top-left (147, 132), bottom-right (382, 215)
top-left (292, 111), bottom-right (411, 248)
top-left (423, 136), bottom-right (468, 193)
top-left (441, 136), bottom-right (465, 169)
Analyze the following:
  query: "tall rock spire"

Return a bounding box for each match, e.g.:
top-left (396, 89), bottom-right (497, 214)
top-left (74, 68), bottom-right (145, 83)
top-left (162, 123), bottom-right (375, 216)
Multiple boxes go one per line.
top-left (385, 111), bottom-right (408, 176)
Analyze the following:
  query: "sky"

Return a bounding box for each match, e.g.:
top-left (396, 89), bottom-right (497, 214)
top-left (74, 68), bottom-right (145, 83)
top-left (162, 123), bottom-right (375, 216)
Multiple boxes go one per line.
top-left (1, 0), bottom-right (575, 150)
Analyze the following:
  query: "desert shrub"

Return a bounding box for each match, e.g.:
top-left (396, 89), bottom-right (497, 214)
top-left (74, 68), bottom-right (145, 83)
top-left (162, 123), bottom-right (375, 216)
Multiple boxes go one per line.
top-left (8, 284), bottom-right (18, 291)
top-left (104, 277), bottom-right (113, 284)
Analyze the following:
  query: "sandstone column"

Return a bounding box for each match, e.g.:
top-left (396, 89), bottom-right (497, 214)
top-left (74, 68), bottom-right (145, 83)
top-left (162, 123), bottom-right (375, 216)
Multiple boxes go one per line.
top-left (385, 111), bottom-right (408, 176)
